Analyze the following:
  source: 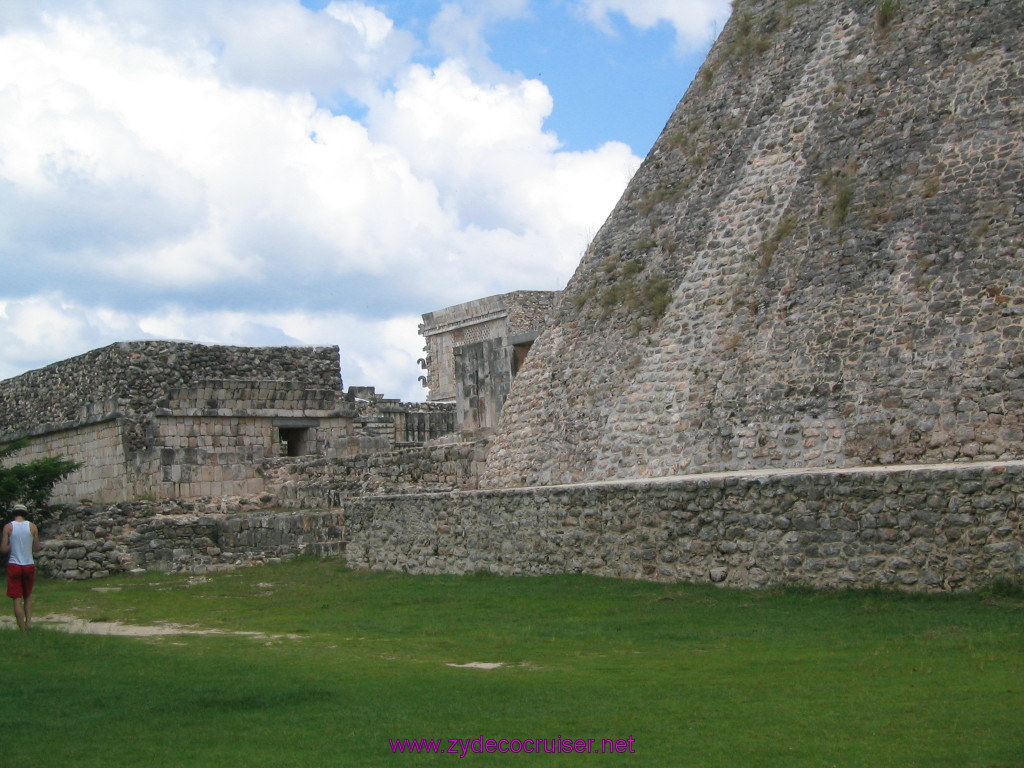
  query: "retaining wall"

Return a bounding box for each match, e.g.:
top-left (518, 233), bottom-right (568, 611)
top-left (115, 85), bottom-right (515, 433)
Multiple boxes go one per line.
top-left (260, 442), bottom-right (489, 508)
top-left (342, 461), bottom-right (1024, 590)
top-left (36, 500), bottom-right (345, 578)
top-left (36, 460), bottom-right (1024, 591)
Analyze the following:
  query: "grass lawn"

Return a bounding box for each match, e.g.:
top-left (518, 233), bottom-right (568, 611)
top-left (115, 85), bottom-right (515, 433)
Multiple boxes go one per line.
top-left (1, 558), bottom-right (1021, 767)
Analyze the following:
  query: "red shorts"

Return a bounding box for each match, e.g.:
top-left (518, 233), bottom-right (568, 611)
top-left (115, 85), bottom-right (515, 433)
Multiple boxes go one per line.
top-left (6, 563), bottom-right (36, 599)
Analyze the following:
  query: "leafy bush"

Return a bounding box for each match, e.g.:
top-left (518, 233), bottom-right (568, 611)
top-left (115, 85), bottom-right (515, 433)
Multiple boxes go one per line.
top-left (0, 440), bottom-right (81, 519)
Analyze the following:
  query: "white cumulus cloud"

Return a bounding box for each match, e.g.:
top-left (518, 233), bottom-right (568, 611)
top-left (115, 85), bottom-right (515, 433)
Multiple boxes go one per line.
top-left (578, 0), bottom-right (730, 49)
top-left (0, 0), bottom-right (644, 401)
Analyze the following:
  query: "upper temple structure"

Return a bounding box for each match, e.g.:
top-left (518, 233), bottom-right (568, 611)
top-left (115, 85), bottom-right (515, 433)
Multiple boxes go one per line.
top-left (419, 291), bottom-right (557, 436)
top-left (482, 0), bottom-right (1024, 487)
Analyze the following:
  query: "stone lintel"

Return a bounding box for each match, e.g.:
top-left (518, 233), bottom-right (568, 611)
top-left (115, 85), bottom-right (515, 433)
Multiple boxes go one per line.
top-left (508, 331), bottom-right (540, 346)
top-left (272, 417), bottom-right (321, 428)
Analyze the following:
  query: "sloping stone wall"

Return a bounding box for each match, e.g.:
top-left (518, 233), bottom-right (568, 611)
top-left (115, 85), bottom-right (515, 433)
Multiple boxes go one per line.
top-left (484, 0), bottom-right (1024, 488)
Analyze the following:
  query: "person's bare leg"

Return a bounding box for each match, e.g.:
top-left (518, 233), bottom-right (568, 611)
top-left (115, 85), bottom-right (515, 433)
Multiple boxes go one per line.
top-left (13, 598), bottom-right (27, 631)
top-left (24, 593), bottom-right (33, 631)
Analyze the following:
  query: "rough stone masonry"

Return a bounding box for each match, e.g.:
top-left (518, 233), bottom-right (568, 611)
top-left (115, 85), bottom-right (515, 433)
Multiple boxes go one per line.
top-left (484, 0), bottom-right (1024, 488)
top-left (38, 459), bottom-right (1022, 591)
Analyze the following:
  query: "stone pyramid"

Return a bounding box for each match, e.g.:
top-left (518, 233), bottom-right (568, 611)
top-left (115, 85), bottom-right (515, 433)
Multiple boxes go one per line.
top-left (484, 0), bottom-right (1024, 488)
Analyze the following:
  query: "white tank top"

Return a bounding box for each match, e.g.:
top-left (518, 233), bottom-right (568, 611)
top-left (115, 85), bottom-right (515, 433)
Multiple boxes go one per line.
top-left (8, 520), bottom-right (34, 566)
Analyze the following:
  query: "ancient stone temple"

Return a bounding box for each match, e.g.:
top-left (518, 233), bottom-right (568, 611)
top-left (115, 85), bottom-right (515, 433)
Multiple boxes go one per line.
top-left (484, 0), bottom-right (1024, 487)
top-left (0, 341), bottom-right (451, 503)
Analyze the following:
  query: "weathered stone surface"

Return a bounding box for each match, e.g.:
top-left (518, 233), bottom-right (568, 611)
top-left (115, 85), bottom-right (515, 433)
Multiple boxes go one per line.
top-left (0, 341), bottom-right (344, 433)
top-left (36, 499), bottom-right (347, 580)
top-left (484, 0), bottom-right (1024, 488)
top-left (341, 461), bottom-right (1024, 591)
top-left (419, 291), bottom-right (558, 435)
top-left (260, 441), bottom-right (488, 507)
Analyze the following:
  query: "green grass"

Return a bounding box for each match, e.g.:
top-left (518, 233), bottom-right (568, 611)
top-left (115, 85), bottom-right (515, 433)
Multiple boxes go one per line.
top-left (2, 559), bottom-right (1022, 767)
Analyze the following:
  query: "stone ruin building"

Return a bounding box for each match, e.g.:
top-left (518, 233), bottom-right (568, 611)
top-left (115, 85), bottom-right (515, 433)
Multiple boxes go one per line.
top-left (2, 0), bottom-right (1022, 590)
top-left (0, 341), bottom-right (453, 504)
top-left (419, 291), bottom-right (558, 436)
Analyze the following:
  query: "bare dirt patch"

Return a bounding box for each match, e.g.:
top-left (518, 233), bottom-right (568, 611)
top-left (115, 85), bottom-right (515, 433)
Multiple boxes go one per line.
top-left (445, 662), bottom-right (506, 670)
top-left (0, 614), bottom-right (299, 640)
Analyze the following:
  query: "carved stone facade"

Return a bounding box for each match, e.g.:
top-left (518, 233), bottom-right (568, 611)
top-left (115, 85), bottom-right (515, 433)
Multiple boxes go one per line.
top-left (419, 291), bottom-right (557, 435)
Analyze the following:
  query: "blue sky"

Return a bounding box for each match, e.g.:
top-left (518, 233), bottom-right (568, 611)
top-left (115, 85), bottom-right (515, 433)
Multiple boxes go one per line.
top-left (0, 0), bottom-right (729, 400)
top-left (348, 0), bottom-right (716, 155)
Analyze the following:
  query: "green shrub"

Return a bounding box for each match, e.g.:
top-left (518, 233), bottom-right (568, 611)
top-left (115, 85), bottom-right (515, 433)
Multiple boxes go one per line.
top-left (758, 215), bottom-right (798, 271)
top-left (0, 439), bottom-right (81, 519)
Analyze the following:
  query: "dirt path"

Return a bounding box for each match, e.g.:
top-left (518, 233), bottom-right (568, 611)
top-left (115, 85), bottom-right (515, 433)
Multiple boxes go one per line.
top-left (0, 613), bottom-right (299, 639)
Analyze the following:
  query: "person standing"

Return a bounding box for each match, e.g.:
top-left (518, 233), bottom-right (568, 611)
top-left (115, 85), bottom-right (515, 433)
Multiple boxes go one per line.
top-left (2, 504), bottom-right (40, 632)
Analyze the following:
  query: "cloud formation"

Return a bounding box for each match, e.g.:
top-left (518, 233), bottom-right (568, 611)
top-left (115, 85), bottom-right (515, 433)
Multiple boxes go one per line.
top-left (579, 0), bottom-right (731, 48)
top-left (0, 1), bottom-right (722, 400)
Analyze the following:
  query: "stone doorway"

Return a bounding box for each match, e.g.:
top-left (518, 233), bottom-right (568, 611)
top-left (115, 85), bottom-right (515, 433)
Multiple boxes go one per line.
top-left (278, 426), bottom-right (310, 457)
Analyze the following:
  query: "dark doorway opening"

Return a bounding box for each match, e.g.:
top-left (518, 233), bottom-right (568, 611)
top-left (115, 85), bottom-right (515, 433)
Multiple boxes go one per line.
top-left (279, 427), bottom-right (309, 457)
top-left (511, 340), bottom-right (534, 378)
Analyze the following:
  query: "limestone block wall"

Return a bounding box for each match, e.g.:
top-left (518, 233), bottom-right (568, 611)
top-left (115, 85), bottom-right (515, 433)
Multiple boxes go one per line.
top-left (36, 501), bottom-right (345, 578)
top-left (32, 461), bottom-right (1024, 591)
top-left (130, 415), bottom-right (275, 500)
top-left (342, 461), bottom-right (1024, 591)
top-left (485, 0), bottom-right (1024, 487)
top-left (375, 402), bottom-right (457, 446)
top-left (128, 414), bottom-right (354, 500)
top-left (160, 379), bottom-right (344, 414)
top-left (4, 408), bottom-right (357, 504)
top-left (155, 379), bottom-right (357, 465)
top-left (419, 291), bottom-right (557, 404)
top-left (0, 343), bottom-right (356, 504)
top-left (420, 296), bottom-right (509, 402)
top-left (261, 442), bottom-right (489, 508)
top-left (6, 419), bottom-right (128, 504)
